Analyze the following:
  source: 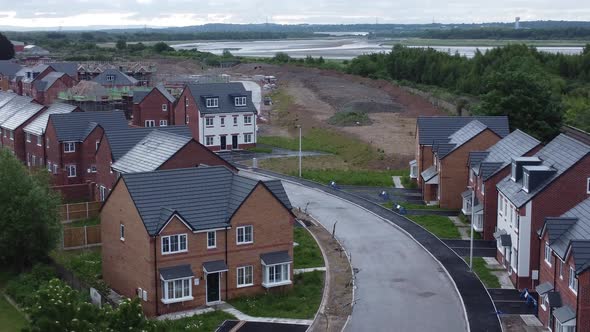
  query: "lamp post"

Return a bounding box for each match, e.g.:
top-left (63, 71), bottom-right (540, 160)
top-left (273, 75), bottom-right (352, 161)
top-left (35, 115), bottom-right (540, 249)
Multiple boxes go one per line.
top-left (467, 185), bottom-right (475, 272)
top-left (297, 125), bottom-right (302, 178)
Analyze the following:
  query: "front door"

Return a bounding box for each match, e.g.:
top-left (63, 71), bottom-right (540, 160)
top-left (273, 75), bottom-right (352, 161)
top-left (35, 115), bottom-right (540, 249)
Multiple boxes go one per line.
top-left (231, 135), bottom-right (238, 149)
top-left (220, 136), bottom-right (227, 150)
top-left (206, 272), bottom-right (220, 304)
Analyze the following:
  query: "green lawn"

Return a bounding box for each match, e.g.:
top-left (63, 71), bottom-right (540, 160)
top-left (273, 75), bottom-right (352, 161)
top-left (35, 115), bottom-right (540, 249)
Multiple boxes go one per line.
top-left (154, 310), bottom-right (235, 331)
top-left (400, 176), bottom-right (418, 189)
top-left (65, 216), bottom-right (101, 227)
top-left (298, 169), bottom-right (407, 186)
top-left (246, 146), bottom-right (273, 154)
top-left (408, 215), bottom-right (461, 239)
top-left (469, 257), bottom-right (501, 288)
top-left (0, 271), bottom-right (27, 332)
top-left (228, 271), bottom-right (324, 319)
top-left (294, 227), bottom-right (324, 269)
top-left (382, 202), bottom-right (454, 211)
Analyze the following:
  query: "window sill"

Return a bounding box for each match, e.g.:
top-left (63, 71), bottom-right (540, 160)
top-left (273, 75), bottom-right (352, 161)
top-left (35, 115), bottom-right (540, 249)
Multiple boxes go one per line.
top-left (569, 287), bottom-right (577, 296)
top-left (120, 237), bottom-right (125, 242)
top-left (541, 304), bottom-right (546, 311)
top-left (237, 283), bottom-right (254, 288)
top-left (162, 250), bottom-right (188, 256)
top-left (262, 280), bottom-right (292, 288)
top-left (545, 261), bottom-right (552, 267)
top-left (161, 296), bottom-right (194, 304)
top-left (206, 126), bottom-right (214, 128)
top-left (207, 246), bottom-right (217, 250)
top-left (237, 241), bottom-right (253, 246)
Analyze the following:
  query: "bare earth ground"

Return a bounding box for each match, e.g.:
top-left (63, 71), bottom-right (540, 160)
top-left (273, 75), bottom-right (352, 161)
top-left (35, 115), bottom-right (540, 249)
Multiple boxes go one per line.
top-left (501, 315), bottom-right (548, 332)
top-left (225, 63), bottom-right (446, 163)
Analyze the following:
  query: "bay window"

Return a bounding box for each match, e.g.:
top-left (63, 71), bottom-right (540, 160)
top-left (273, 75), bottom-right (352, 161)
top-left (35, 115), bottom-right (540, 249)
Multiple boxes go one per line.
top-left (262, 263), bottom-right (291, 288)
top-left (161, 278), bottom-right (192, 304)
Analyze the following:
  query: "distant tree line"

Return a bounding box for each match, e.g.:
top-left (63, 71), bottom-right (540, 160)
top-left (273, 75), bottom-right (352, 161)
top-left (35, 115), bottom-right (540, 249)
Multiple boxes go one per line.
top-left (417, 27), bottom-right (590, 40)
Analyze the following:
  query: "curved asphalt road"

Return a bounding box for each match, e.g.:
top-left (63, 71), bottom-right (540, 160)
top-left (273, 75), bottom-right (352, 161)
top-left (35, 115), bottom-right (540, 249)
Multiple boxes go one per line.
top-left (243, 170), bottom-right (468, 332)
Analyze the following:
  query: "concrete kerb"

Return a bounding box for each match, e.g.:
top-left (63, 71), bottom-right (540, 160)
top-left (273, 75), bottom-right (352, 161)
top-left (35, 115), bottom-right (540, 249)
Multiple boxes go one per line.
top-left (239, 168), bottom-right (501, 332)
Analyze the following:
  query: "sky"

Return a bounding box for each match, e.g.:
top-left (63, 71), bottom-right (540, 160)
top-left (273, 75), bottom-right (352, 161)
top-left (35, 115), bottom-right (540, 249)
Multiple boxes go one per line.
top-left (0, 0), bottom-right (589, 29)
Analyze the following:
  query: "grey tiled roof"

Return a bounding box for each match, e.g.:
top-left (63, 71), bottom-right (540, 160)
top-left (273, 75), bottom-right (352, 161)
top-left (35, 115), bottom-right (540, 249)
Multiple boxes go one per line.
top-left (187, 83), bottom-right (257, 115)
top-left (497, 134), bottom-right (590, 208)
top-left (132, 91), bottom-right (149, 104)
top-left (111, 130), bottom-right (191, 173)
top-left (47, 62), bottom-right (77, 77)
top-left (535, 282), bottom-right (553, 295)
top-left (121, 166), bottom-right (292, 236)
top-left (260, 251), bottom-right (292, 265)
top-left (540, 218), bottom-right (578, 245)
top-left (468, 151), bottom-right (489, 168)
top-left (105, 126), bottom-right (191, 161)
top-left (0, 60), bottom-right (22, 77)
top-left (23, 103), bottom-right (77, 136)
top-left (134, 85), bottom-right (175, 104)
top-left (420, 165), bottom-right (438, 181)
top-left (0, 95), bottom-right (34, 124)
top-left (93, 68), bottom-right (138, 86)
top-left (49, 110), bottom-right (128, 142)
top-left (553, 305), bottom-right (576, 324)
top-left (34, 72), bottom-right (66, 92)
top-left (433, 120), bottom-right (490, 159)
top-left (417, 116), bottom-right (510, 145)
top-left (0, 103), bottom-right (44, 130)
top-left (0, 92), bottom-right (17, 108)
top-left (159, 264), bottom-right (193, 280)
top-left (202, 260), bottom-right (228, 273)
top-left (472, 130), bottom-right (541, 180)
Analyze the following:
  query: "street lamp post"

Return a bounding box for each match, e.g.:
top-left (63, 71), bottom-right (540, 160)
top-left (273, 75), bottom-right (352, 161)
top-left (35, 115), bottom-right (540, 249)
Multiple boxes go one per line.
top-left (468, 185), bottom-right (475, 272)
top-left (297, 125), bottom-right (302, 178)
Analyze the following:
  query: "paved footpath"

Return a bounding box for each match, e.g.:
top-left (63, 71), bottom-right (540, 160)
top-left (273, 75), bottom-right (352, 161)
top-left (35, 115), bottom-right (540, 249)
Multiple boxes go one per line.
top-left (242, 170), bottom-right (469, 332)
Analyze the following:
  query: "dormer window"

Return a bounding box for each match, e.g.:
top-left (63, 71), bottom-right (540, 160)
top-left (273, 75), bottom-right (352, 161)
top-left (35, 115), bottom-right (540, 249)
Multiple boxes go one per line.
top-left (106, 74), bottom-right (115, 82)
top-left (522, 171), bottom-right (530, 193)
top-left (511, 162), bottom-right (517, 181)
top-left (206, 98), bottom-right (219, 108)
top-left (235, 96), bottom-right (247, 107)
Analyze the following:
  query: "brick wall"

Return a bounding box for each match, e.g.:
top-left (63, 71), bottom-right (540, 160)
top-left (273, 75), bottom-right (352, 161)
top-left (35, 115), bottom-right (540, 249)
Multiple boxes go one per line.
top-left (158, 140), bottom-right (237, 172)
top-left (132, 89), bottom-right (173, 127)
top-left (173, 88), bottom-right (200, 141)
top-left (94, 136), bottom-right (116, 200)
top-left (25, 133), bottom-right (46, 169)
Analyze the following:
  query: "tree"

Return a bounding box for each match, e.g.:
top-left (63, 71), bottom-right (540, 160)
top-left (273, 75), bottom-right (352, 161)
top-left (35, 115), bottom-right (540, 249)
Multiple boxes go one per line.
top-left (115, 39), bottom-right (127, 50)
top-left (0, 149), bottom-right (61, 270)
top-left (0, 33), bottom-right (15, 60)
top-left (222, 49), bottom-right (234, 58)
top-left (273, 52), bottom-right (291, 63)
top-left (152, 42), bottom-right (174, 53)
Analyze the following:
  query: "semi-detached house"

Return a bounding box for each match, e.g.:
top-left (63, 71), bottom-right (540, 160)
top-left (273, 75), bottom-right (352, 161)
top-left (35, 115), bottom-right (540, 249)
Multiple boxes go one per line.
top-left (495, 134), bottom-right (590, 290)
top-left (101, 166), bottom-right (294, 317)
top-left (174, 83), bottom-right (257, 150)
top-left (464, 130), bottom-right (541, 240)
top-left (537, 197), bottom-right (590, 332)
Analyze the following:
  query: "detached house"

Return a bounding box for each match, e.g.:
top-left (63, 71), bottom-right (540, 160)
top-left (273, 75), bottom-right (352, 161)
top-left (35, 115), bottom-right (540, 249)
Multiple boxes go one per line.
top-left (23, 103), bottom-right (80, 169)
top-left (94, 127), bottom-right (236, 201)
top-left (495, 134), bottom-right (590, 290)
top-left (32, 72), bottom-right (76, 105)
top-left (45, 111), bottom-right (128, 199)
top-left (132, 85), bottom-right (175, 127)
top-left (174, 83), bottom-right (257, 150)
top-left (537, 198), bottom-right (590, 332)
top-left (465, 130), bottom-right (541, 240)
top-left (412, 116), bottom-right (510, 182)
top-left (101, 166), bottom-right (295, 317)
top-left (421, 120), bottom-right (504, 209)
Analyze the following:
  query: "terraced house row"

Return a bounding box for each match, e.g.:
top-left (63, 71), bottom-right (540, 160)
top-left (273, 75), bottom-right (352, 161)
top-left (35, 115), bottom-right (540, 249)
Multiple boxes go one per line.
top-left (413, 117), bottom-right (590, 331)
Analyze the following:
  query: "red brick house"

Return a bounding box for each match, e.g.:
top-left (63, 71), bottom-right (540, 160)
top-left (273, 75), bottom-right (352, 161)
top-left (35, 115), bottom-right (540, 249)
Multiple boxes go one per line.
top-left (22, 103), bottom-right (80, 169)
top-left (101, 166), bottom-right (295, 317)
top-left (464, 130), bottom-right (542, 240)
top-left (92, 68), bottom-right (139, 89)
top-left (173, 83), bottom-right (257, 150)
top-left (132, 85), bottom-right (175, 127)
top-left (0, 93), bottom-right (38, 153)
top-left (0, 101), bottom-right (45, 162)
top-left (94, 126), bottom-right (237, 201)
top-left (0, 61), bottom-right (22, 92)
top-left (421, 120), bottom-right (503, 209)
top-left (32, 72), bottom-right (76, 105)
top-left (44, 111), bottom-right (128, 199)
top-left (10, 62), bottom-right (77, 97)
top-left (536, 198), bottom-right (590, 332)
top-left (411, 116), bottom-right (509, 183)
top-left (495, 134), bottom-right (590, 290)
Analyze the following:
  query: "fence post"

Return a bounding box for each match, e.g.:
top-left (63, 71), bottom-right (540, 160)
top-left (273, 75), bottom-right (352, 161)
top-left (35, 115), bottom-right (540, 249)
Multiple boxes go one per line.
top-left (86, 202), bottom-right (89, 219)
top-left (84, 226), bottom-right (88, 248)
top-left (66, 204), bottom-right (70, 222)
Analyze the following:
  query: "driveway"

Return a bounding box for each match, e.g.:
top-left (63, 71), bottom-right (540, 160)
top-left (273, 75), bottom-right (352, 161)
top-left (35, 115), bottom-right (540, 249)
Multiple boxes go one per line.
top-left (242, 170), bottom-right (468, 332)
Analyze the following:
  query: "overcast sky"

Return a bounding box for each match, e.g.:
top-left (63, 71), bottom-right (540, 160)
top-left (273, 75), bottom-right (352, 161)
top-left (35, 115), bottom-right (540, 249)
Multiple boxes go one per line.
top-left (1, 0), bottom-right (589, 29)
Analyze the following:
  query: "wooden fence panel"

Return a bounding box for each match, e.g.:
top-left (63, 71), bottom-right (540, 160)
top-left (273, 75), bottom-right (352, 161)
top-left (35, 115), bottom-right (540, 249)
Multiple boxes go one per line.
top-left (60, 202), bottom-right (101, 222)
top-left (63, 225), bottom-right (101, 249)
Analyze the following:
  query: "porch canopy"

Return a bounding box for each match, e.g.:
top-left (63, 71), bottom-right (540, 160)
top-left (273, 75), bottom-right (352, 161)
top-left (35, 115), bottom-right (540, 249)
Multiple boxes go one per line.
top-left (203, 260), bottom-right (228, 274)
top-left (260, 251), bottom-right (292, 265)
top-left (553, 305), bottom-right (576, 325)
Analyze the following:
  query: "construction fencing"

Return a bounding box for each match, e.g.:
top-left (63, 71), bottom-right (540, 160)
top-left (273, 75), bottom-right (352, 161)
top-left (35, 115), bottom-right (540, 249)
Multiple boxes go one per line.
top-left (62, 225), bottom-right (101, 250)
top-left (60, 202), bottom-right (101, 222)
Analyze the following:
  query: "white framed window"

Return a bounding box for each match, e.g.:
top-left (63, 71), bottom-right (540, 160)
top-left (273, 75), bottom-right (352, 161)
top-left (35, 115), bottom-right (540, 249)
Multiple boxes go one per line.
top-left (469, 169), bottom-right (474, 182)
top-left (541, 294), bottom-right (549, 311)
top-left (244, 115), bottom-right (252, 125)
top-left (66, 165), bottom-right (76, 178)
top-left (523, 171), bottom-right (530, 192)
top-left (481, 182), bottom-right (485, 194)
top-left (95, 140), bottom-right (100, 151)
top-left (52, 163), bottom-right (58, 174)
top-left (90, 165), bottom-right (97, 173)
top-left (511, 162), bottom-right (517, 180)
top-left (120, 224), bottom-right (125, 241)
top-left (207, 231), bottom-right (216, 249)
top-left (262, 263), bottom-right (291, 288)
top-left (544, 242), bottom-right (552, 266)
top-left (587, 177), bottom-right (590, 194)
top-left (185, 97), bottom-right (189, 107)
top-left (220, 117), bottom-right (225, 126)
top-left (47, 161), bottom-right (52, 172)
top-left (162, 104), bottom-right (168, 112)
top-left (46, 138), bottom-right (49, 148)
top-left (244, 133), bottom-right (252, 144)
top-left (161, 278), bottom-right (192, 304)
top-left (237, 266), bottom-right (253, 287)
top-left (555, 321), bottom-right (575, 332)
top-left (159, 120), bottom-right (168, 127)
top-left (9, 130), bottom-right (13, 140)
top-left (206, 98), bottom-right (218, 108)
top-left (233, 117), bottom-right (238, 126)
top-left (161, 234), bottom-right (188, 254)
top-left (205, 136), bottom-right (214, 146)
top-left (64, 142), bottom-right (75, 153)
top-left (26, 133), bottom-right (31, 142)
top-left (559, 260), bottom-right (564, 279)
top-left (145, 120), bottom-right (155, 127)
top-left (234, 96), bottom-right (247, 106)
top-left (205, 117), bottom-right (214, 126)
top-left (37, 135), bottom-right (42, 146)
top-left (106, 74), bottom-right (115, 81)
top-left (99, 186), bottom-right (107, 202)
top-left (569, 266), bottom-right (578, 294)
top-left (237, 225), bottom-right (253, 245)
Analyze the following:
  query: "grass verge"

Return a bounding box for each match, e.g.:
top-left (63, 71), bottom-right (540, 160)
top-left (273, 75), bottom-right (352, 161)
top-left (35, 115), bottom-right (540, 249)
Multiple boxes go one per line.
top-left (294, 227), bottom-right (324, 269)
top-left (0, 271), bottom-right (28, 332)
top-left (154, 310), bottom-right (235, 331)
top-left (246, 146), bottom-right (273, 154)
top-left (64, 216), bottom-right (101, 227)
top-left (228, 271), bottom-right (323, 319)
top-left (382, 202), bottom-right (455, 211)
top-left (50, 248), bottom-right (107, 293)
top-left (469, 257), bottom-right (501, 288)
top-left (400, 176), bottom-right (418, 189)
top-left (408, 215), bottom-right (461, 239)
